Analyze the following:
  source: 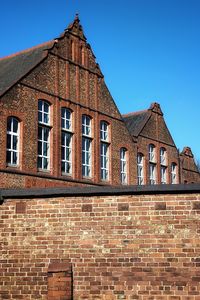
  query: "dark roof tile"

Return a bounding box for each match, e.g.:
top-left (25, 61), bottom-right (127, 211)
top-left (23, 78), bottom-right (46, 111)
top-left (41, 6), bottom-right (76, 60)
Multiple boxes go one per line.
top-left (0, 41), bottom-right (55, 97)
top-left (123, 110), bottom-right (151, 137)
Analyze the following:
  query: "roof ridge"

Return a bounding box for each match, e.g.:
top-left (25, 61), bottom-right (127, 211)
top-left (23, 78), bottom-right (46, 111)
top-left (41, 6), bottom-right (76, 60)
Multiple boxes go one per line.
top-left (122, 109), bottom-right (149, 118)
top-left (0, 40), bottom-right (55, 61)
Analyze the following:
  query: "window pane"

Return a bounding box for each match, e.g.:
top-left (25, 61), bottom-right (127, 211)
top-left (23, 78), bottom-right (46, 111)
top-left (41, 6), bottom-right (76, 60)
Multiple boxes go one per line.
top-left (7, 118), bottom-right (12, 131)
top-left (38, 100), bottom-right (42, 111)
top-left (66, 162), bottom-right (71, 174)
top-left (66, 148), bottom-right (70, 161)
top-left (44, 102), bottom-right (49, 113)
top-left (66, 133), bottom-right (71, 145)
top-left (38, 112), bottom-right (42, 123)
top-left (38, 141), bottom-right (42, 155)
top-left (38, 126), bottom-right (42, 139)
top-left (13, 152), bottom-right (17, 164)
top-left (61, 147), bottom-right (65, 160)
top-left (13, 136), bottom-right (18, 150)
top-left (61, 118), bottom-right (65, 129)
top-left (7, 134), bottom-right (11, 149)
top-left (44, 113), bottom-right (49, 124)
top-left (37, 157), bottom-right (42, 169)
top-left (13, 119), bottom-right (18, 133)
top-left (61, 161), bottom-right (65, 172)
top-left (6, 151), bottom-right (11, 164)
top-left (43, 128), bottom-right (49, 141)
top-left (43, 142), bottom-right (48, 156)
top-left (43, 157), bottom-right (48, 169)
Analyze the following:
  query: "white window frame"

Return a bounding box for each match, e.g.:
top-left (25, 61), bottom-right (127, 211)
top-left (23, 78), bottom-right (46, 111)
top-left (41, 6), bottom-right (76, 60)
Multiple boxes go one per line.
top-left (82, 115), bottom-right (92, 178)
top-left (161, 165), bottom-right (167, 184)
top-left (137, 153), bottom-right (144, 185)
top-left (101, 142), bottom-right (109, 181)
top-left (61, 108), bottom-right (73, 175)
top-left (100, 121), bottom-right (109, 142)
top-left (6, 117), bottom-right (20, 166)
top-left (160, 147), bottom-right (167, 165)
top-left (120, 148), bottom-right (128, 184)
top-left (82, 115), bottom-right (91, 137)
top-left (149, 144), bottom-right (156, 163)
top-left (100, 121), bottom-right (109, 181)
top-left (61, 107), bottom-right (72, 131)
top-left (38, 100), bottom-right (50, 171)
top-left (149, 163), bottom-right (156, 185)
top-left (82, 137), bottom-right (91, 177)
top-left (171, 163), bottom-right (177, 184)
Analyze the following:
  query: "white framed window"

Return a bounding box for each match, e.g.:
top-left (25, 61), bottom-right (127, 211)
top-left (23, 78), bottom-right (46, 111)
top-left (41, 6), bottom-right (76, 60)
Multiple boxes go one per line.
top-left (161, 166), bottom-right (167, 184)
top-left (38, 100), bottom-right (50, 170)
top-left (100, 121), bottom-right (109, 181)
top-left (171, 163), bottom-right (177, 184)
top-left (160, 147), bottom-right (167, 165)
top-left (160, 147), bottom-right (167, 184)
top-left (137, 153), bottom-right (144, 185)
top-left (82, 137), bottom-right (91, 177)
top-left (120, 148), bottom-right (128, 184)
top-left (149, 163), bottom-right (156, 185)
top-left (61, 108), bottom-right (72, 175)
top-left (149, 144), bottom-right (156, 162)
top-left (101, 143), bottom-right (109, 180)
top-left (82, 115), bottom-right (92, 177)
top-left (82, 115), bottom-right (91, 137)
top-left (61, 107), bottom-right (72, 131)
top-left (6, 117), bottom-right (20, 166)
top-left (38, 100), bottom-right (50, 125)
top-left (100, 121), bottom-right (109, 142)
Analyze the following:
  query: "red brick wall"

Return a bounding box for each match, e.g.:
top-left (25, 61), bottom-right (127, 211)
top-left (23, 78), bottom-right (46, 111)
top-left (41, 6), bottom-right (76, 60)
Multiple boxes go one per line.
top-left (0, 29), bottom-right (135, 189)
top-left (137, 135), bottom-right (180, 184)
top-left (1, 192), bottom-right (200, 299)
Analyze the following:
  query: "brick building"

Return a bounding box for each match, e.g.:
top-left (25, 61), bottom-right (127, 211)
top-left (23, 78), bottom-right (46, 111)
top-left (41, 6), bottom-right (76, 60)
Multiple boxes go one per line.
top-left (0, 15), bottom-right (199, 188)
top-left (1, 184), bottom-right (200, 299)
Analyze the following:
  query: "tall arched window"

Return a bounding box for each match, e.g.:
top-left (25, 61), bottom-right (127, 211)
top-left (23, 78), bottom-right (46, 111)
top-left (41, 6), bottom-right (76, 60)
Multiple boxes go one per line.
top-left (137, 153), bottom-right (144, 185)
top-left (6, 117), bottom-right (20, 166)
top-left (120, 148), bottom-right (128, 184)
top-left (100, 121), bottom-right (109, 181)
top-left (149, 144), bottom-right (156, 184)
top-left (61, 108), bottom-right (73, 175)
top-left (160, 147), bottom-right (167, 184)
top-left (171, 163), bottom-right (177, 184)
top-left (38, 100), bottom-right (50, 170)
top-left (82, 115), bottom-right (92, 177)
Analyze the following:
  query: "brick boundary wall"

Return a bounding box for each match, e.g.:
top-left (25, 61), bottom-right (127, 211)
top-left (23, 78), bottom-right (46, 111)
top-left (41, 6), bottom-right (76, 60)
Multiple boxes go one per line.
top-left (0, 184), bottom-right (200, 299)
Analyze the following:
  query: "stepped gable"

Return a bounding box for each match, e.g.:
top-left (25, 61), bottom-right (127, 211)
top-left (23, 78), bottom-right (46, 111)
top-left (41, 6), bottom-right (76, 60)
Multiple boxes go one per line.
top-left (181, 146), bottom-right (194, 158)
top-left (64, 13), bottom-right (86, 41)
top-left (63, 14), bottom-right (103, 77)
top-left (0, 41), bottom-right (55, 97)
top-left (0, 15), bottom-right (103, 98)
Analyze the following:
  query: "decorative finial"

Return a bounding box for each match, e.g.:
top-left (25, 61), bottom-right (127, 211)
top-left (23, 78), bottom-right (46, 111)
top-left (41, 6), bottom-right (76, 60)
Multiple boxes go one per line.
top-left (75, 13), bottom-right (79, 21)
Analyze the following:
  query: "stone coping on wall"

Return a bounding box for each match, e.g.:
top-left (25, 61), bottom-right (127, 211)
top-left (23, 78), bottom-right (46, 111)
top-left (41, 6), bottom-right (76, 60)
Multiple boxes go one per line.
top-left (0, 183), bottom-right (200, 202)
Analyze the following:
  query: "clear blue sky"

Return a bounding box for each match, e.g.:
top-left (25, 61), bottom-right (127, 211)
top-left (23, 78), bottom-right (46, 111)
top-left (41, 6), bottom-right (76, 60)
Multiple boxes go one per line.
top-left (1, 0), bottom-right (199, 160)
